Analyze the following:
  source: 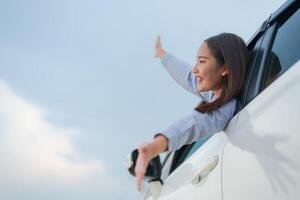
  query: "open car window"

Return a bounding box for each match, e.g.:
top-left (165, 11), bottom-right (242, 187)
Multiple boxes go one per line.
top-left (262, 6), bottom-right (300, 89)
top-left (163, 134), bottom-right (213, 176)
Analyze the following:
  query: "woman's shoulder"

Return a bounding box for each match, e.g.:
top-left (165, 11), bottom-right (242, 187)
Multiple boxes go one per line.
top-left (208, 93), bottom-right (237, 116)
top-left (219, 97), bottom-right (237, 118)
top-left (208, 92), bottom-right (236, 104)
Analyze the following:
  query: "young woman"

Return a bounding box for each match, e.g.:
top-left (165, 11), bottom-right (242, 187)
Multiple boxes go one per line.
top-left (134, 33), bottom-right (250, 192)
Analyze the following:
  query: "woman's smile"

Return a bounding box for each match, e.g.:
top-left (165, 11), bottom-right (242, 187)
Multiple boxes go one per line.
top-left (196, 76), bottom-right (204, 82)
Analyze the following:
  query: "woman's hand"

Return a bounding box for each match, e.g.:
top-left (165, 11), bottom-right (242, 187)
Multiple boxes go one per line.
top-left (134, 135), bottom-right (168, 192)
top-left (134, 143), bottom-right (153, 192)
top-left (155, 35), bottom-right (166, 58)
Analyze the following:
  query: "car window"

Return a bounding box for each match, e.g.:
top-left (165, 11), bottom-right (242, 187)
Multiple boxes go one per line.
top-left (263, 7), bottom-right (300, 89)
top-left (166, 134), bottom-right (213, 175)
top-left (160, 152), bottom-right (175, 181)
top-left (167, 143), bottom-right (194, 175)
top-left (182, 134), bottom-right (213, 162)
top-left (235, 34), bottom-right (264, 113)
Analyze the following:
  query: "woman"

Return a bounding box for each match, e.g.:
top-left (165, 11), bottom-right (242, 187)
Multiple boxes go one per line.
top-left (135, 33), bottom-right (249, 192)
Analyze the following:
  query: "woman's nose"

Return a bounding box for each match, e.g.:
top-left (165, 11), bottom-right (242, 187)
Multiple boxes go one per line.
top-left (192, 65), bottom-right (198, 74)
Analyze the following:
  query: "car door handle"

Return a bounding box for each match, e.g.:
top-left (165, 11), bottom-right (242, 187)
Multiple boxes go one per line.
top-left (191, 155), bottom-right (219, 185)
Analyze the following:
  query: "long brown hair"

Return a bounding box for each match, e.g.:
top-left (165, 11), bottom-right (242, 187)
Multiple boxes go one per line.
top-left (195, 32), bottom-right (249, 113)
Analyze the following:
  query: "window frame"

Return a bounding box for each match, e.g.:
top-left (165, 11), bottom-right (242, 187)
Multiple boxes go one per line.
top-left (246, 1), bottom-right (299, 102)
top-left (261, 5), bottom-right (300, 90)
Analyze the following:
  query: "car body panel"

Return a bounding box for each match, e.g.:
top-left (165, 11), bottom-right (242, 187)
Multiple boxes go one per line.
top-left (222, 60), bottom-right (300, 200)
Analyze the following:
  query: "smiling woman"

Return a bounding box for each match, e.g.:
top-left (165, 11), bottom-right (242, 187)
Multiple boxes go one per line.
top-left (194, 33), bottom-right (249, 113)
top-left (133, 33), bottom-right (250, 192)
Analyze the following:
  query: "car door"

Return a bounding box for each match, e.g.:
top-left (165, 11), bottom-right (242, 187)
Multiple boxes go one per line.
top-left (222, 2), bottom-right (300, 200)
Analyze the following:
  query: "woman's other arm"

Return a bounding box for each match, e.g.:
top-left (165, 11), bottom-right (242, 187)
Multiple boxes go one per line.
top-left (134, 98), bottom-right (236, 192)
top-left (154, 98), bottom-right (237, 153)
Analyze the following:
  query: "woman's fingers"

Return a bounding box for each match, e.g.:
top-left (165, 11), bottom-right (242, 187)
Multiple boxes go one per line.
top-left (155, 34), bottom-right (166, 58)
top-left (135, 143), bottom-right (151, 192)
top-left (136, 168), bottom-right (144, 192)
top-left (156, 35), bottom-right (162, 49)
top-left (135, 153), bottom-right (146, 192)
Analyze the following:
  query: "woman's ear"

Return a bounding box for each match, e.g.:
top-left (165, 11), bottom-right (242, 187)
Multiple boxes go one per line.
top-left (221, 65), bottom-right (229, 76)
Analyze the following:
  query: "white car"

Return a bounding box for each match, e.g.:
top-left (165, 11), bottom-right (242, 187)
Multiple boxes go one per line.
top-left (127, 0), bottom-right (300, 199)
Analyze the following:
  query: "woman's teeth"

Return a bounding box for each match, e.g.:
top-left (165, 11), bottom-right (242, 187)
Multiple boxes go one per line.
top-left (196, 77), bottom-right (204, 82)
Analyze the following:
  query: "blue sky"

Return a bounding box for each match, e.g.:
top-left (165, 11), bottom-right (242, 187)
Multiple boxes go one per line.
top-left (0, 0), bottom-right (285, 199)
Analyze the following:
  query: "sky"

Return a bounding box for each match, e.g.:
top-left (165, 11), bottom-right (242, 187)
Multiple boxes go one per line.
top-left (0, 0), bottom-right (286, 199)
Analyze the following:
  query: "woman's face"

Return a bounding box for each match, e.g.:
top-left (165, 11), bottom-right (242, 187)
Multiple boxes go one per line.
top-left (192, 42), bottom-right (228, 94)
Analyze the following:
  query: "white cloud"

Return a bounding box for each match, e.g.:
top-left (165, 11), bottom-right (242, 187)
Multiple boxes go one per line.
top-left (0, 79), bottom-right (110, 185)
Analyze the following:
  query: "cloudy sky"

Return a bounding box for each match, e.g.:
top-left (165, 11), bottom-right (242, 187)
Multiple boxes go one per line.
top-left (0, 0), bottom-right (285, 199)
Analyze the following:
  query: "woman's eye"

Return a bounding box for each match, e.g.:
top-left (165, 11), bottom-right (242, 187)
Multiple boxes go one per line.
top-left (195, 59), bottom-right (206, 63)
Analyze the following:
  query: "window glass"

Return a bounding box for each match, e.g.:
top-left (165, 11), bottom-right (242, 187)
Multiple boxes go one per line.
top-left (263, 7), bottom-right (300, 88)
top-left (160, 152), bottom-right (175, 181)
top-left (167, 134), bottom-right (213, 175)
top-left (182, 134), bottom-right (213, 162)
top-left (236, 34), bottom-right (264, 111)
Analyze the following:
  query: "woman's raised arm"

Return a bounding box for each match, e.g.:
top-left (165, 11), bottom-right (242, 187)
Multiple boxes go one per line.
top-left (155, 35), bottom-right (210, 101)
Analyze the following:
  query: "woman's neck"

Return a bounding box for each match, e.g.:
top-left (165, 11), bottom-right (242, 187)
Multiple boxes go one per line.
top-left (213, 88), bottom-right (222, 98)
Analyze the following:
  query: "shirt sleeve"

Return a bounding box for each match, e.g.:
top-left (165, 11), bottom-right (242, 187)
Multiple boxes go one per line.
top-left (160, 52), bottom-right (210, 101)
top-left (154, 98), bottom-right (237, 153)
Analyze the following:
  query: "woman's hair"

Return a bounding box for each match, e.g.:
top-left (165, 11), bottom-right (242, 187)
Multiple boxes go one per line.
top-left (194, 32), bottom-right (250, 113)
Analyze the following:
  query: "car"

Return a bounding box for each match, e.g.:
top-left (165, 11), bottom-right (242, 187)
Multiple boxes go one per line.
top-left (126, 0), bottom-right (300, 199)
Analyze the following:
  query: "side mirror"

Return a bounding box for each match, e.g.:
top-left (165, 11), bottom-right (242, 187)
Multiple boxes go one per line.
top-left (126, 149), bottom-right (162, 183)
